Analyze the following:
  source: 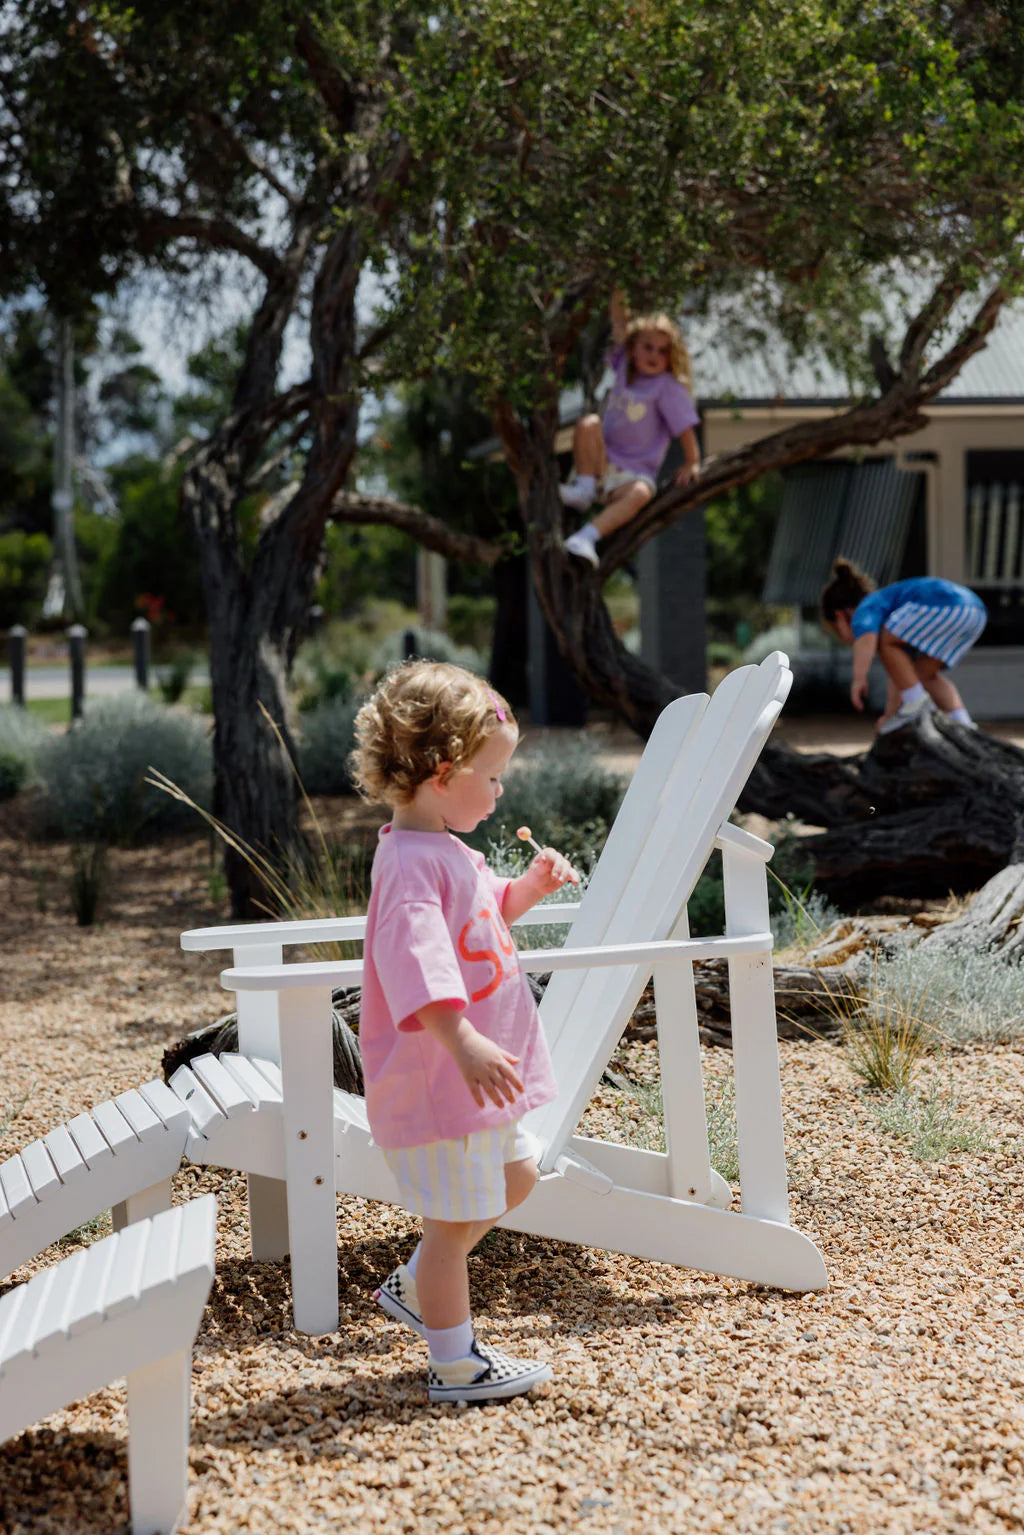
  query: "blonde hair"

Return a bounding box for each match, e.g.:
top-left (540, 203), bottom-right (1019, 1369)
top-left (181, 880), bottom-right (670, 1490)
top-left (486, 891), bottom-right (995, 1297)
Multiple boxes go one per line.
top-left (820, 558), bottom-right (876, 624)
top-left (625, 313), bottom-right (693, 391)
top-left (350, 661), bottom-right (515, 807)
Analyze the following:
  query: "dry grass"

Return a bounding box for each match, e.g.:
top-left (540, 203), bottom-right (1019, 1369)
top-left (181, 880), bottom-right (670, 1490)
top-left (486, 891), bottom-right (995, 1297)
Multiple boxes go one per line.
top-left (1, 812), bottom-right (1024, 1533)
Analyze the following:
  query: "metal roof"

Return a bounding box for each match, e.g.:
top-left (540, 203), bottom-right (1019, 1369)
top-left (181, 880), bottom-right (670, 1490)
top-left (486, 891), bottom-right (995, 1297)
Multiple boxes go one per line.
top-left (763, 459), bottom-right (920, 605)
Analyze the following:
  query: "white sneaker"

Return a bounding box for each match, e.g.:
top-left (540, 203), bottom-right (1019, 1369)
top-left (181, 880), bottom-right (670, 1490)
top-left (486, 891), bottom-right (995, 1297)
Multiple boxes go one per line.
top-left (877, 695), bottom-right (935, 735)
top-left (559, 479), bottom-right (595, 512)
top-left (428, 1339), bottom-right (553, 1404)
top-left (563, 529), bottom-right (600, 567)
top-left (373, 1264), bottom-right (425, 1338)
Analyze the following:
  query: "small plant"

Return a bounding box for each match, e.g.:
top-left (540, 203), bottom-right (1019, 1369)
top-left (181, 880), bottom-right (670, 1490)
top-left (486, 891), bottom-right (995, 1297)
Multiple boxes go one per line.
top-left (0, 750), bottom-right (27, 801)
top-left (0, 703), bottom-right (47, 786)
top-left (770, 882), bottom-right (842, 952)
top-left (69, 843), bottom-right (108, 926)
top-left (155, 649), bottom-right (196, 705)
top-left (612, 1071), bottom-right (739, 1184)
top-left (866, 1077), bottom-right (994, 1161)
top-left (206, 864), bottom-right (228, 908)
top-left (59, 1212), bottom-right (111, 1249)
top-left (298, 695), bottom-right (362, 796)
top-left (832, 956), bottom-right (935, 1093)
top-left (0, 1085), bottom-right (30, 1142)
top-left (873, 942), bottom-right (1024, 1048)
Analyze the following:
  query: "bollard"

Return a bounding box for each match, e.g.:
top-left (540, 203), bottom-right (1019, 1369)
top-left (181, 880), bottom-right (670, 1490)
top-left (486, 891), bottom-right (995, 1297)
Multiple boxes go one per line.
top-left (403, 628), bottom-right (417, 660)
top-left (131, 616), bottom-right (151, 691)
top-left (8, 625), bottom-right (26, 708)
top-left (68, 623), bottom-right (87, 721)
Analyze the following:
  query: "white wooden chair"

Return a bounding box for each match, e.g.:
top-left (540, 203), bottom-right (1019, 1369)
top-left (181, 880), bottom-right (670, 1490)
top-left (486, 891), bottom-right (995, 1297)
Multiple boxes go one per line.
top-left (1, 1078), bottom-right (191, 1281)
top-left (0, 1195), bottom-right (216, 1535)
top-left (173, 653), bottom-right (827, 1335)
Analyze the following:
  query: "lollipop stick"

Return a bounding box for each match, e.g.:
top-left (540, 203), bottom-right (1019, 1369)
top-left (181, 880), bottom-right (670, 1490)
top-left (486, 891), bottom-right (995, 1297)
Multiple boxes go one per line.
top-left (516, 825), bottom-right (580, 884)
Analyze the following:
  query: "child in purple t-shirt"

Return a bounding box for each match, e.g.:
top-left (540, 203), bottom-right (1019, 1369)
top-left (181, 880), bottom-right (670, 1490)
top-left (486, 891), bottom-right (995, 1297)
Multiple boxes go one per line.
top-left (351, 660), bottom-right (578, 1404)
top-left (562, 288), bottom-right (701, 568)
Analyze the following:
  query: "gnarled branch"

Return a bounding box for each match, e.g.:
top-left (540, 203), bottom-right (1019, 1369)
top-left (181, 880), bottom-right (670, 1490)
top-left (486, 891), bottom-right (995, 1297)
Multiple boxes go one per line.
top-left (328, 492), bottom-right (502, 565)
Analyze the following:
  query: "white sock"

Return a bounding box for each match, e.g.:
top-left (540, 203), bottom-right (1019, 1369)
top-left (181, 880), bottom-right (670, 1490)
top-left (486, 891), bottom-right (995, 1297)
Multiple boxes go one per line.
top-left (949, 706), bottom-right (972, 724)
top-left (572, 474), bottom-right (596, 495)
top-left (406, 1242), bottom-right (421, 1278)
top-left (427, 1317), bottom-right (475, 1363)
top-left (901, 682), bottom-right (927, 706)
top-left (577, 521), bottom-right (599, 544)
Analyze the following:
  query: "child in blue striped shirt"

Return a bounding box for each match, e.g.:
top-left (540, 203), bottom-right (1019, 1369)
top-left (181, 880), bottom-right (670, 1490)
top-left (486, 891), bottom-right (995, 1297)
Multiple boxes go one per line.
top-left (821, 559), bottom-right (987, 734)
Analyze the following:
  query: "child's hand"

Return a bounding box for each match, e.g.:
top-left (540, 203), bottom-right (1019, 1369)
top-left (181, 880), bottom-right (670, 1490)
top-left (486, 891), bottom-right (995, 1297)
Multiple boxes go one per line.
top-left (527, 847), bottom-right (580, 893)
top-left (674, 462), bottom-right (701, 488)
top-left (451, 1025), bottom-right (524, 1109)
top-left (850, 678), bottom-right (868, 711)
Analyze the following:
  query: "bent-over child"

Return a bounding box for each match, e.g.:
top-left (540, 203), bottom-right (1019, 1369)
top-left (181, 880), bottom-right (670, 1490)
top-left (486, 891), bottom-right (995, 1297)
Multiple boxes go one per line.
top-left (351, 661), bottom-right (578, 1404)
top-left (562, 287), bottom-right (700, 568)
top-left (820, 559), bottom-right (987, 733)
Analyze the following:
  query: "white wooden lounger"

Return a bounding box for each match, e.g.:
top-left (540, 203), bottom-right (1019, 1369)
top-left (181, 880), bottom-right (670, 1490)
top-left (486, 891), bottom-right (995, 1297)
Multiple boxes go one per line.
top-left (174, 653), bottom-right (828, 1335)
top-left (0, 1195), bottom-right (216, 1535)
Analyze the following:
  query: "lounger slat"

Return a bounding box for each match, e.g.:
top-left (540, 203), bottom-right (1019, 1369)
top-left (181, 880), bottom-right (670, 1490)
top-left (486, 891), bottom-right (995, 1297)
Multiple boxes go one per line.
top-left (190, 1053), bottom-right (254, 1116)
top-left (219, 1053), bottom-right (283, 1109)
top-left (91, 1100), bottom-right (138, 1155)
top-left (0, 1155), bottom-right (35, 1219)
top-left (139, 1204), bottom-right (183, 1298)
top-left (173, 1194), bottom-right (217, 1281)
top-left (168, 1067), bottom-right (226, 1138)
top-left (30, 1246), bottom-right (90, 1355)
top-left (43, 1123), bottom-right (86, 1183)
top-left (65, 1233), bottom-right (120, 1337)
top-left (20, 1140), bottom-right (60, 1201)
top-left (102, 1221), bottom-right (151, 1318)
top-left (247, 1058), bottom-right (284, 1097)
top-left (65, 1110), bottom-right (113, 1170)
top-left (2, 1268), bottom-right (57, 1369)
top-left (113, 1087), bottom-right (162, 1142)
top-left (137, 1077), bottom-right (191, 1132)
top-left (0, 1283), bottom-right (29, 1368)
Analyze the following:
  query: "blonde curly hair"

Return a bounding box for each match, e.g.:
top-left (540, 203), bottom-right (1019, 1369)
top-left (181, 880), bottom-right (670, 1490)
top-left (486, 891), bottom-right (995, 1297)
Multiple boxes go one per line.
top-left (350, 661), bottom-right (516, 807)
top-left (625, 313), bottom-right (693, 391)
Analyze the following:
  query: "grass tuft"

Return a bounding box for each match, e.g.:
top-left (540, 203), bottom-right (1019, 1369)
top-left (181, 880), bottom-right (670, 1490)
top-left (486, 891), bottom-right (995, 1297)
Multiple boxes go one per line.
top-left (865, 1078), bottom-right (994, 1161)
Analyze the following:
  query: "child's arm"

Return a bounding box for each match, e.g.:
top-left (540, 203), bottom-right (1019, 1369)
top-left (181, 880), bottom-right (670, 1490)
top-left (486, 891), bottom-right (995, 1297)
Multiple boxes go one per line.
top-left (850, 632), bottom-right (878, 710)
top-left (502, 849), bottom-right (578, 927)
top-left (672, 427), bottom-right (701, 487)
top-left (416, 1001), bottom-right (524, 1109)
top-left (610, 287), bottom-right (630, 346)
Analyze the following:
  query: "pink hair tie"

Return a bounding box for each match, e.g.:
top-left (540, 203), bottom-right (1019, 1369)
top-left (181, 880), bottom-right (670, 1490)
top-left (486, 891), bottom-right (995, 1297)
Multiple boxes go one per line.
top-left (486, 688), bottom-right (507, 722)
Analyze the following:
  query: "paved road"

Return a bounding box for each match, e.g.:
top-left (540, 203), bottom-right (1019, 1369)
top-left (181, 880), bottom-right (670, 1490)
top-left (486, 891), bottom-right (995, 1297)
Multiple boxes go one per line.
top-left (1, 663), bottom-right (209, 703)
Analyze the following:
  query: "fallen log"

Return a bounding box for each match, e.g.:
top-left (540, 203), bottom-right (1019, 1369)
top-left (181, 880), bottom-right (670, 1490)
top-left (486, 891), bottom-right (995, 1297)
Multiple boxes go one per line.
top-left (741, 713), bottom-right (1024, 903)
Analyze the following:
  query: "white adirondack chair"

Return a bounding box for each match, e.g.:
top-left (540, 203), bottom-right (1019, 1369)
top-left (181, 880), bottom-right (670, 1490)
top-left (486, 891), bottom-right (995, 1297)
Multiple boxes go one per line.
top-left (0, 1195), bottom-right (216, 1535)
top-left (173, 652), bottom-right (827, 1336)
top-left (1, 1077), bottom-right (191, 1282)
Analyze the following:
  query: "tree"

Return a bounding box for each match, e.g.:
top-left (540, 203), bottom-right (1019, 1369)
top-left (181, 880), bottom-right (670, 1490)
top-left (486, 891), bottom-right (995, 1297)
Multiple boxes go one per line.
top-left (361, 0), bottom-right (1024, 732)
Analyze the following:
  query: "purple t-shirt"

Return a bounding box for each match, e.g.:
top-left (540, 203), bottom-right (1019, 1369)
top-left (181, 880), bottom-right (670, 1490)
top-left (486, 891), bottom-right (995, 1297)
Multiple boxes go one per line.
top-left (601, 343), bottom-right (700, 481)
top-left (359, 826), bottom-right (558, 1149)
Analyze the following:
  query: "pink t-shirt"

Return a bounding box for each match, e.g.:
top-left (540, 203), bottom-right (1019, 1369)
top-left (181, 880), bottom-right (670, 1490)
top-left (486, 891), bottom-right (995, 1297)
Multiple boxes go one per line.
top-left (359, 825), bottom-right (558, 1149)
top-left (601, 343), bottom-right (699, 481)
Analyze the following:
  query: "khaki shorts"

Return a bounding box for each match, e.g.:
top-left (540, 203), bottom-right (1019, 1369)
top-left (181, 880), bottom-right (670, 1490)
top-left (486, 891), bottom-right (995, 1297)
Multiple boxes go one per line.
top-left (603, 463), bottom-right (657, 496)
top-left (382, 1122), bottom-right (541, 1222)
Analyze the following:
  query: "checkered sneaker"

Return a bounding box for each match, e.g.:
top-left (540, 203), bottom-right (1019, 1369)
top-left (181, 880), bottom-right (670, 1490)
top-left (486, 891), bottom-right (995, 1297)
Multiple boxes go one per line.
top-left (373, 1264), bottom-right (426, 1338)
top-left (427, 1340), bottom-right (553, 1404)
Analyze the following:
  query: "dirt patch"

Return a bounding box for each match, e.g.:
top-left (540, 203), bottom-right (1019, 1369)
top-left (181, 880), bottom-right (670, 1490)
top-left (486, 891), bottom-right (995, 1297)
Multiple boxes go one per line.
top-left (1, 818), bottom-right (1023, 1534)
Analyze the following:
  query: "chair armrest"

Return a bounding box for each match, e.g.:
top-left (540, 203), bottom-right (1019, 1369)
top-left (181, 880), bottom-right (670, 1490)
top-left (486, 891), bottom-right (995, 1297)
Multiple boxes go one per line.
top-left (181, 915), bottom-right (369, 952)
top-left (219, 931), bottom-right (772, 994)
top-left (715, 822), bottom-right (774, 862)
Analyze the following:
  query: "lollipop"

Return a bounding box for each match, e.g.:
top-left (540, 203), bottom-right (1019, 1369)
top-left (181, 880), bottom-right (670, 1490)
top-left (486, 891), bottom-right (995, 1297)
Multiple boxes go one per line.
top-left (517, 826), bottom-right (580, 884)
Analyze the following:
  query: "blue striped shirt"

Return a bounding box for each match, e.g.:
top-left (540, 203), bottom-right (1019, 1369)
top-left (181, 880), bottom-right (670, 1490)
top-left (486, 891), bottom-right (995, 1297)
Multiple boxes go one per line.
top-left (852, 578), bottom-right (986, 666)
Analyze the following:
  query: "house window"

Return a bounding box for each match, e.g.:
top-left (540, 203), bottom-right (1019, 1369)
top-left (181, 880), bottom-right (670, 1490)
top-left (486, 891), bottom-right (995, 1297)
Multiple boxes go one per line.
top-left (965, 450), bottom-right (1024, 646)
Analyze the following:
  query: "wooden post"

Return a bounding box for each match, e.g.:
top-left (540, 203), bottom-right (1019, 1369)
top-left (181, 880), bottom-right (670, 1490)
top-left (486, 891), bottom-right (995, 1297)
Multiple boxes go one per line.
top-left (68, 623), bottom-right (87, 722)
top-left (131, 617), bottom-right (151, 691)
top-left (8, 625), bottom-right (26, 707)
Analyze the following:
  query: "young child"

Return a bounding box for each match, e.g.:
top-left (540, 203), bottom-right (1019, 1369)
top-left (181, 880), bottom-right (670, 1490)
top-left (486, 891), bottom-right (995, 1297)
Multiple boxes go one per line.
top-left (350, 661), bottom-right (579, 1404)
top-left (562, 288), bottom-right (701, 568)
top-left (820, 559), bottom-right (987, 734)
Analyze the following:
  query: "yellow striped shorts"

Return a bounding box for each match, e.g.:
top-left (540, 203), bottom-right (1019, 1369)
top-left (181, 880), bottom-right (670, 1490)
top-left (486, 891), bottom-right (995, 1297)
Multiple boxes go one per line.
top-left (382, 1122), bottom-right (540, 1222)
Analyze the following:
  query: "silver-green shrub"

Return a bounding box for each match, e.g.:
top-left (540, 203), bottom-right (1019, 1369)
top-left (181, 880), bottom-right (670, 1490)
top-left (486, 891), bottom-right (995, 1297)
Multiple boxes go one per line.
top-left (372, 627), bottom-right (487, 676)
top-left (298, 695), bottom-right (361, 796)
top-left (872, 941), bottom-right (1024, 1047)
top-left (485, 834), bottom-right (593, 951)
top-left (36, 693), bottom-right (211, 843)
top-left (482, 738), bottom-right (627, 862)
top-left (0, 704), bottom-right (48, 785)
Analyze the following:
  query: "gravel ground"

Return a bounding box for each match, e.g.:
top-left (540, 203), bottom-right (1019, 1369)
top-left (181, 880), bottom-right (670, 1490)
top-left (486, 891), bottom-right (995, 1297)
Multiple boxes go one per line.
top-left (1, 811), bottom-right (1023, 1534)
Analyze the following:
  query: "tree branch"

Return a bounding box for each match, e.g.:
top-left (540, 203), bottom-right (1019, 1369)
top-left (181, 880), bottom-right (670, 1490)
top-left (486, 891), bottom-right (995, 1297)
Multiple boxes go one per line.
top-left (133, 212), bottom-right (283, 280)
top-left (328, 492), bottom-right (502, 565)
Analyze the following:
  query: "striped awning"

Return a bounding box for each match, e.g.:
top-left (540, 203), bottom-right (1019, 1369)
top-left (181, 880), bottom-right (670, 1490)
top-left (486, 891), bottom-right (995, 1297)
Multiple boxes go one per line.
top-left (763, 458), bottom-right (921, 605)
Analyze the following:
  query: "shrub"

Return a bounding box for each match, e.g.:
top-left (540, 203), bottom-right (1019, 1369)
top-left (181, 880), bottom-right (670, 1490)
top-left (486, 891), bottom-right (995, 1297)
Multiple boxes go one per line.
top-left (298, 695), bottom-right (362, 796)
top-left (480, 739), bottom-right (627, 861)
top-left (866, 1078), bottom-right (994, 1161)
top-left (447, 594), bottom-right (496, 652)
top-left (872, 942), bottom-right (1024, 1048)
top-left (68, 843), bottom-right (107, 926)
top-left (155, 649), bottom-right (196, 705)
top-left (833, 957), bottom-right (935, 1093)
top-left (0, 704), bottom-right (48, 786)
top-left (36, 693), bottom-right (211, 843)
top-left (0, 751), bottom-right (27, 802)
top-left (372, 625), bottom-right (486, 676)
top-left (484, 834), bottom-right (593, 950)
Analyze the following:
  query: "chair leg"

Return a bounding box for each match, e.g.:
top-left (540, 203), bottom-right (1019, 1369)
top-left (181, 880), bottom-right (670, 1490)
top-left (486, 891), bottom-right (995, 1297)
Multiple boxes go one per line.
top-left (112, 1178), bottom-right (173, 1233)
top-left (125, 1347), bottom-right (191, 1535)
top-left (247, 1173), bottom-right (290, 1260)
